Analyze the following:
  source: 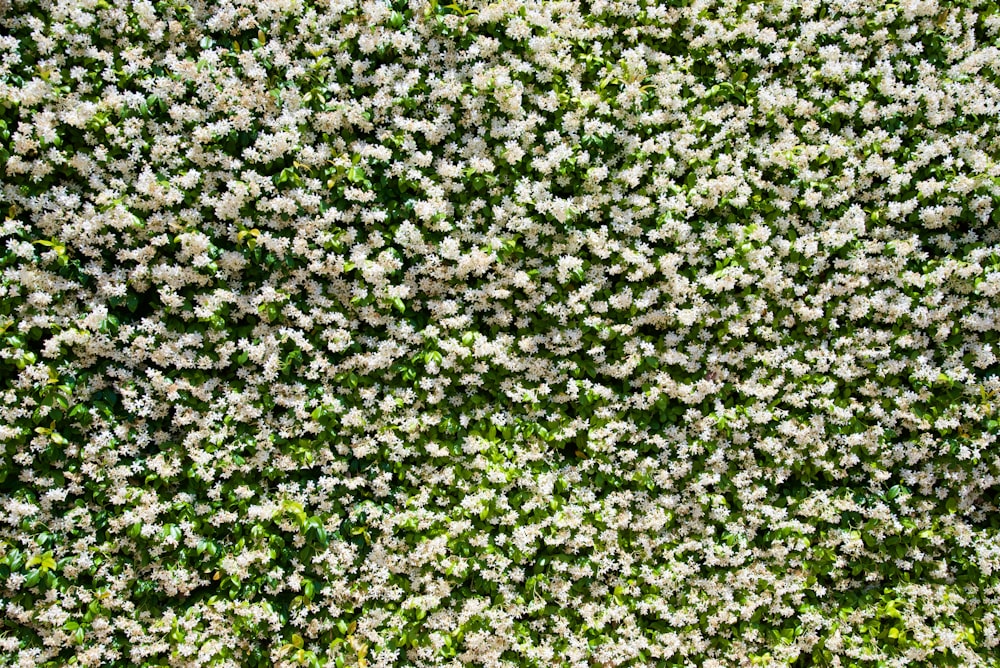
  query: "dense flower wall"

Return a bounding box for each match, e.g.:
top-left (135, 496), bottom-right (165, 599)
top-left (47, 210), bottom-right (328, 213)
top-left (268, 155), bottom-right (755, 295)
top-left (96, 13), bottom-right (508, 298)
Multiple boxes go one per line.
top-left (2, 0), bottom-right (1000, 666)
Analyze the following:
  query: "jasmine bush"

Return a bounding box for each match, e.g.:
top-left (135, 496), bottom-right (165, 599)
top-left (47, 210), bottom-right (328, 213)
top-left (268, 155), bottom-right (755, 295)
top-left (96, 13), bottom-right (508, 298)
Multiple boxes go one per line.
top-left (2, 0), bottom-right (1000, 666)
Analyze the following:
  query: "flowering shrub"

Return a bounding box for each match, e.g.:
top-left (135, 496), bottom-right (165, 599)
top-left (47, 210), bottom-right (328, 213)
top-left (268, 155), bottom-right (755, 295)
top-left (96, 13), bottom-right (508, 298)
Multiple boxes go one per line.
top-left (2, 0), bottom-right (1000, 665)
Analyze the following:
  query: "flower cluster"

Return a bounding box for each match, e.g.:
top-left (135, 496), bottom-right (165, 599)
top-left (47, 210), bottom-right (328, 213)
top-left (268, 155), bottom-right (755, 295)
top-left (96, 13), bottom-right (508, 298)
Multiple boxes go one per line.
top-left (2, 0), bottom-right (1000, 666)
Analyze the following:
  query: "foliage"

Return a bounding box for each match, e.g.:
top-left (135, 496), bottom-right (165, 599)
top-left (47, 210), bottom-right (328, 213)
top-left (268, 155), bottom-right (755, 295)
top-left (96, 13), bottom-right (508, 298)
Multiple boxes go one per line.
top-left (2, 0), bottom-right (1000, 666)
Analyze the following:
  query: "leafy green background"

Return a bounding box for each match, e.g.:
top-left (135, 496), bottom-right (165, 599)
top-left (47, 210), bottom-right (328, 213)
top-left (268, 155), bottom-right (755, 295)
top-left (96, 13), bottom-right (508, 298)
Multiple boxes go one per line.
top-left (2, 0), bottom-right (1000, 666)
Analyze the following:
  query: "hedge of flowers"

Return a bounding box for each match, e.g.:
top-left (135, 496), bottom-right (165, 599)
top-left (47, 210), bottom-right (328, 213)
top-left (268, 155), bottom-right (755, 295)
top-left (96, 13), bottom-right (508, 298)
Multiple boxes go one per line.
top-left (2, 0), bottom-right (1000, 665)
